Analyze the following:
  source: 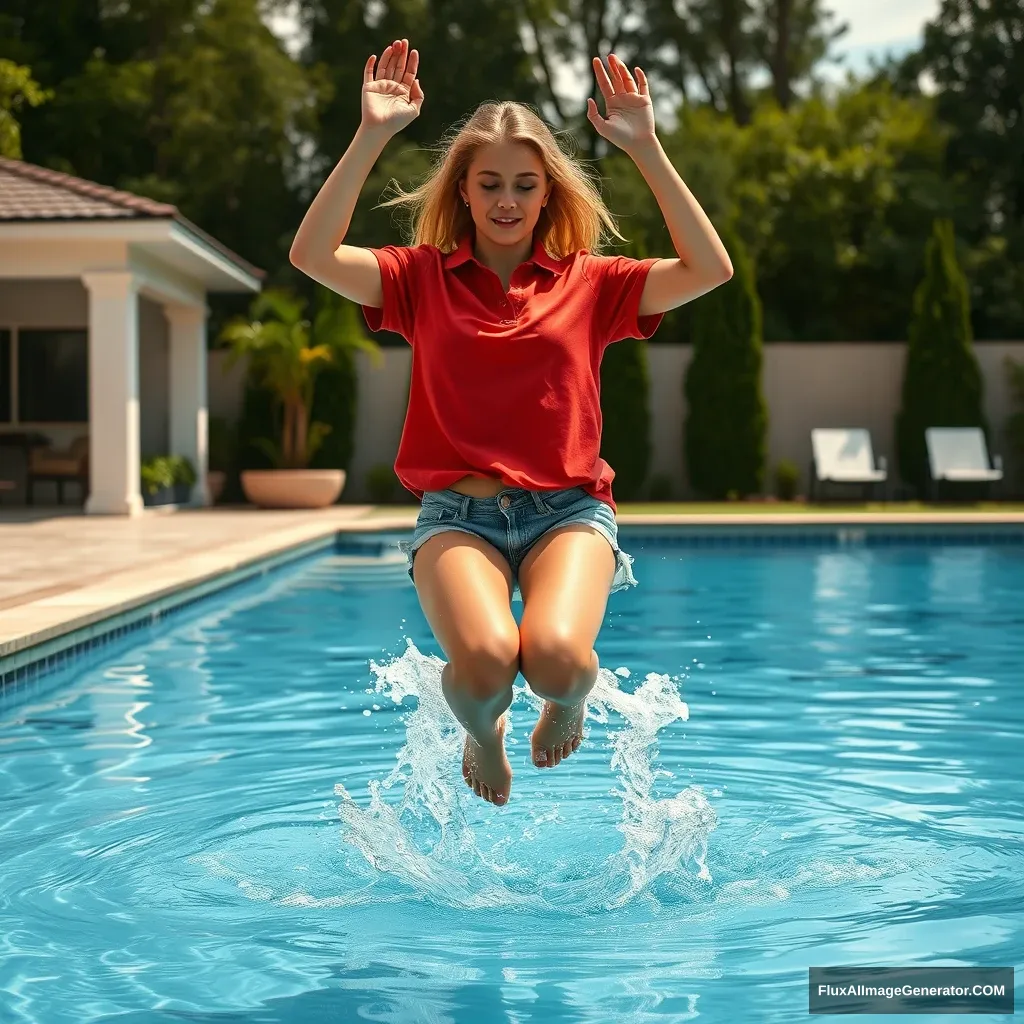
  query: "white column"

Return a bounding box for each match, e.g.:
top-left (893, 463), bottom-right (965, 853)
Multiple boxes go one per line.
top-left (82, 271), bottom-right (142, 516)
top-left (165, 302), bottom-right (209, 505)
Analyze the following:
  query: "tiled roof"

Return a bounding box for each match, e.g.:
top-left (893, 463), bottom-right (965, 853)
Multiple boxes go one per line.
top-left (0, 157), bottom-right (177, 220)
top-left (0, 157), bottom-right (264, 279)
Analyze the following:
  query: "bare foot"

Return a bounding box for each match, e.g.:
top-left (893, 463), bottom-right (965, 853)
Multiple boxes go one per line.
top-left (531, 700), bottom-right (585, 768)
top-left (462, 714), bottom-right (513, 806)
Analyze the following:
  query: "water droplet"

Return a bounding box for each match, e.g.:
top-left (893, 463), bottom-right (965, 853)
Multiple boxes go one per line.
top-left (362, 709), bottom-right (371, 717)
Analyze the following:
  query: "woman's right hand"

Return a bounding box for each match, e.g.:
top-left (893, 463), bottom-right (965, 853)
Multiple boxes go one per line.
top-left (361, 39), bottom-right (423, 137)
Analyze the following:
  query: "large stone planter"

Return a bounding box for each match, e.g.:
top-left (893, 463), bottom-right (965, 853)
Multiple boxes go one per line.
top-left (241, 469), bottom-right (345, 509)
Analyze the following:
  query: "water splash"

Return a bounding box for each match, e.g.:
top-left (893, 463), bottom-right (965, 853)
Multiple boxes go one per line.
top-left (332, 640), bottom-right (718, 912)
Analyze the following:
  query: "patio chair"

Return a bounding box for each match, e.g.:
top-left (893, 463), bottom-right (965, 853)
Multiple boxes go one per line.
top-left (27, 436), bottom-right (90, 505)
top-left (925, 427), bottom-right (1003, 500)
top-left (809, 428), bottom-right (888, 501)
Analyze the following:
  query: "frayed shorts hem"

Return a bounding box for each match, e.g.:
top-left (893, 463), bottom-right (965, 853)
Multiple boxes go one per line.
top-left (399, 486), bottom-right (637, 598)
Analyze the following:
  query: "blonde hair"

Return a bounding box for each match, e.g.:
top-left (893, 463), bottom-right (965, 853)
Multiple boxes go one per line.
top-left (376, 101), bottom-right (624, 257)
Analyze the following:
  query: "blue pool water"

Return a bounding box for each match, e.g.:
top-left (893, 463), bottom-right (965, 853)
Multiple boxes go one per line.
top-left (1, 533), bottom-right (1022, 1023)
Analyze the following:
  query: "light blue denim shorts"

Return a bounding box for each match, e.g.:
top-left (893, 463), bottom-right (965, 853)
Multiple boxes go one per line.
top-left (399, 485), bottom-right (638, 596)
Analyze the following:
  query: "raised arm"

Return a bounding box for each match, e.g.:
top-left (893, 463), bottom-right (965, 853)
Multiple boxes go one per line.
top-left (588, 54), bottom-right (733, 317)
top-left (289, 39), bottom-right (423, 307)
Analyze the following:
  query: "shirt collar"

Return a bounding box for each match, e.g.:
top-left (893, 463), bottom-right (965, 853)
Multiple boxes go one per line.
top-left (444, 232), bottom-right (567, 276)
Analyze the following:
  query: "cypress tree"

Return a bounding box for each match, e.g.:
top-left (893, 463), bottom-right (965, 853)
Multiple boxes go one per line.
top-left (683, 228), bottom-right (767, 498)
top-left (895, 219), bottom-right (986, 494)
top-left (600, 337), bottom-right (651, 501)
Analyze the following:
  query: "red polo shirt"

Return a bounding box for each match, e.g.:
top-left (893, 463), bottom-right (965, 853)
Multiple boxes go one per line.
top-left (361, 233), bottom-right (663, 511)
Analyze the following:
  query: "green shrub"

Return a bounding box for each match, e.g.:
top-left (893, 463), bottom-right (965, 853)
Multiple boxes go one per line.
top-left (648, 472), bottom-right (673, 501)
top-left (895, 219), bottom-right (987, 494)
top-left (168, 455), bottom-right (196, 487)
top-left (140, 456), bottom-right (175, 495)
top-left (775, 459), bottom-right (800, 500)
top-left (684, 227), bottom-right (767, 498)
top-left (600, 338), bottom-right (651, 501)
top-left (366, 462), bottom-right (400, 503)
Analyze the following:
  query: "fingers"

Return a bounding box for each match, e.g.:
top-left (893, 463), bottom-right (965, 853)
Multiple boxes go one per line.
top-left (377, 39), bottom-right (405, 80)
top-left (610, 53), bottom-right (638, 93)
top-left (592, 56), bottom-right (614, 101)
top-left (635, 65), bottom-right (650, 97)
top-left (586, 97), bottom-right (608, 138)
top-left (363, 54), bottom-right (375, 85)
top-left (404, 47), bottom-right (420, 83)
top-left (394, 37), bottom-right (409, 79)
top-left (594, 54), bottom-right (642, 96)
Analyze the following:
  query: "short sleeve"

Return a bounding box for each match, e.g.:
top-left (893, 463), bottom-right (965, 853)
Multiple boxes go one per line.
top-left (583, 254), bottom-right (665, 346)
top-left (360, 244), bottom-right (430, 343)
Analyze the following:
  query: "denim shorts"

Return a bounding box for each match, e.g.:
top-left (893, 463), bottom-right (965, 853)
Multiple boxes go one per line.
top-left (399, 485), bottom-right (638, 597)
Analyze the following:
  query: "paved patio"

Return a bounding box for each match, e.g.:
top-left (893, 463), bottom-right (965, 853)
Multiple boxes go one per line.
top-left (2, 503), bottom-right (1023, 663)
top-left (0, 504), bottom-right (414, 659)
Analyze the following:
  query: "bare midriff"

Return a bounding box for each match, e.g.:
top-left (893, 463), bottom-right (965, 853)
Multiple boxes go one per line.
top-left (447, 474), bottom-right (507, 498)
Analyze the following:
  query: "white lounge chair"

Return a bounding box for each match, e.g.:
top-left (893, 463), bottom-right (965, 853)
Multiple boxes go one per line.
top-left (925, 427), bottom-right (1003, 499)
top-left (810, 428), bottom-right (888, 501)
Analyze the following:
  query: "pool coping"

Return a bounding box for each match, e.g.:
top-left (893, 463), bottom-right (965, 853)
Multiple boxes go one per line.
top-left (2, 508), bottom-right (1024, 676)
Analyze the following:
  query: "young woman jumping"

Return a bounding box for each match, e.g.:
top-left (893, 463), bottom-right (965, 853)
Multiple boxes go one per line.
top-left (290, 39), bottom-right (732, 807)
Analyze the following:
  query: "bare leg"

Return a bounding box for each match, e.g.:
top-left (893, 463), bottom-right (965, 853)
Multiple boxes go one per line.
top-left (413, 531), bottom-right (519, 805)
top-left (517, 524), bottom-right (616, 768)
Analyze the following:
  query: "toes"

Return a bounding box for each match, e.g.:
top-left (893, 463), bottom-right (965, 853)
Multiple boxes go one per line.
top-left (571, 735), bottom-right (581, 751)
top-left (549, 747), bottom-right (561, 767)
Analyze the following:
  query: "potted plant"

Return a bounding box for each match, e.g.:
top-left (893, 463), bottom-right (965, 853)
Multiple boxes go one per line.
top-left (141, 456), bottom-right (176, 506)
top-left (219, 289), bottom-right (381, 509)
top-left (170, 456), bottom-right (196, 504)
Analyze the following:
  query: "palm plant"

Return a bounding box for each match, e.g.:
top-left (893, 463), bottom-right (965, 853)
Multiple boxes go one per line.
top-left (219, 289), bottom-right (380, 469)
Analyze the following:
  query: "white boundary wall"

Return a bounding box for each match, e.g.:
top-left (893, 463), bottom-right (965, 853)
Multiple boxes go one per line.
top-left (209, 342), bottom-right (1024, 501)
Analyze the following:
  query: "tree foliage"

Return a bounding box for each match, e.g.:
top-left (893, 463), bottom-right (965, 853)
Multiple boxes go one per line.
top-left (0, 58), bottom-right (50, 158)
top-left (895, 219), bottom-right (986, 494)
top-left (599, 338), bottom-right (651, 501)
top-left (684, 227), bottom-right (767, 497)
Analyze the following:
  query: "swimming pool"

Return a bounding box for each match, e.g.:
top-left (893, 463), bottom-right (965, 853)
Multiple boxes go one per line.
top-left (1, 529), bottom-right (1022, 1022)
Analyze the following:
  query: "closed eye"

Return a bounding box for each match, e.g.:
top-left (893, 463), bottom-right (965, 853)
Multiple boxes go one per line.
top-left (481, 184), bottom-right (536, 192)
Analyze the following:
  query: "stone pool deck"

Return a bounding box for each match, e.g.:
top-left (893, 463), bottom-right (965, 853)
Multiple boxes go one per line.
top-left (2, 503), bottom-right (1024, 662)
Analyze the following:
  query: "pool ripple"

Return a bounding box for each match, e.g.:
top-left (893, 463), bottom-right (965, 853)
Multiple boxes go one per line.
top-left (2, 543), bottom-right (1024, 1022)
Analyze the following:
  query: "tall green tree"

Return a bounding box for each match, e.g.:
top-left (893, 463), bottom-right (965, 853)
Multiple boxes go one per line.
top-left (600, 339), bottom-right (651, 501)
top-left (891, 0), bottom-right (1024, 338)
top-left (684, 227), bottom-right (767, 498)
top-left (299, 0), bottom-right (543, 167)
top-left (895, 219), bottom-right (986, 494)
top-left (0, 59), bottom-right (49, 158)
top-left (4, 0), bottom-right (315, 287)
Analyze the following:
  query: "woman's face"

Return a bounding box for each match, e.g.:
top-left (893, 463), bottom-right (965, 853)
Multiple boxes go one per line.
top-left (460, 141), bottom-right (551, 248)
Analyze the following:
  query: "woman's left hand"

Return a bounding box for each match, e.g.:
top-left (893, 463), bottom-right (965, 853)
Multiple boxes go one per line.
top-left (587, 54), bottom-right (656, 153)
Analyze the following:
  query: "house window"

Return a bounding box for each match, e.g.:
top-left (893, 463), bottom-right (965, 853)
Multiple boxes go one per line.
top-left (17, 329), bottom-right (89, 423)
top-left (0, 330), bottom-right (10, 423)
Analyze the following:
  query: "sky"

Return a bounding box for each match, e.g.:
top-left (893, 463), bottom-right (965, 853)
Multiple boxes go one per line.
top-left (266, 0), bottom-right (942, 98)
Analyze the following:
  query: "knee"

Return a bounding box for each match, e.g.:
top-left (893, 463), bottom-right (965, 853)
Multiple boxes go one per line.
top-left (519, 630), bottom-right (594, 704)
top-left (445, 630), bottom-right (520, 704)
